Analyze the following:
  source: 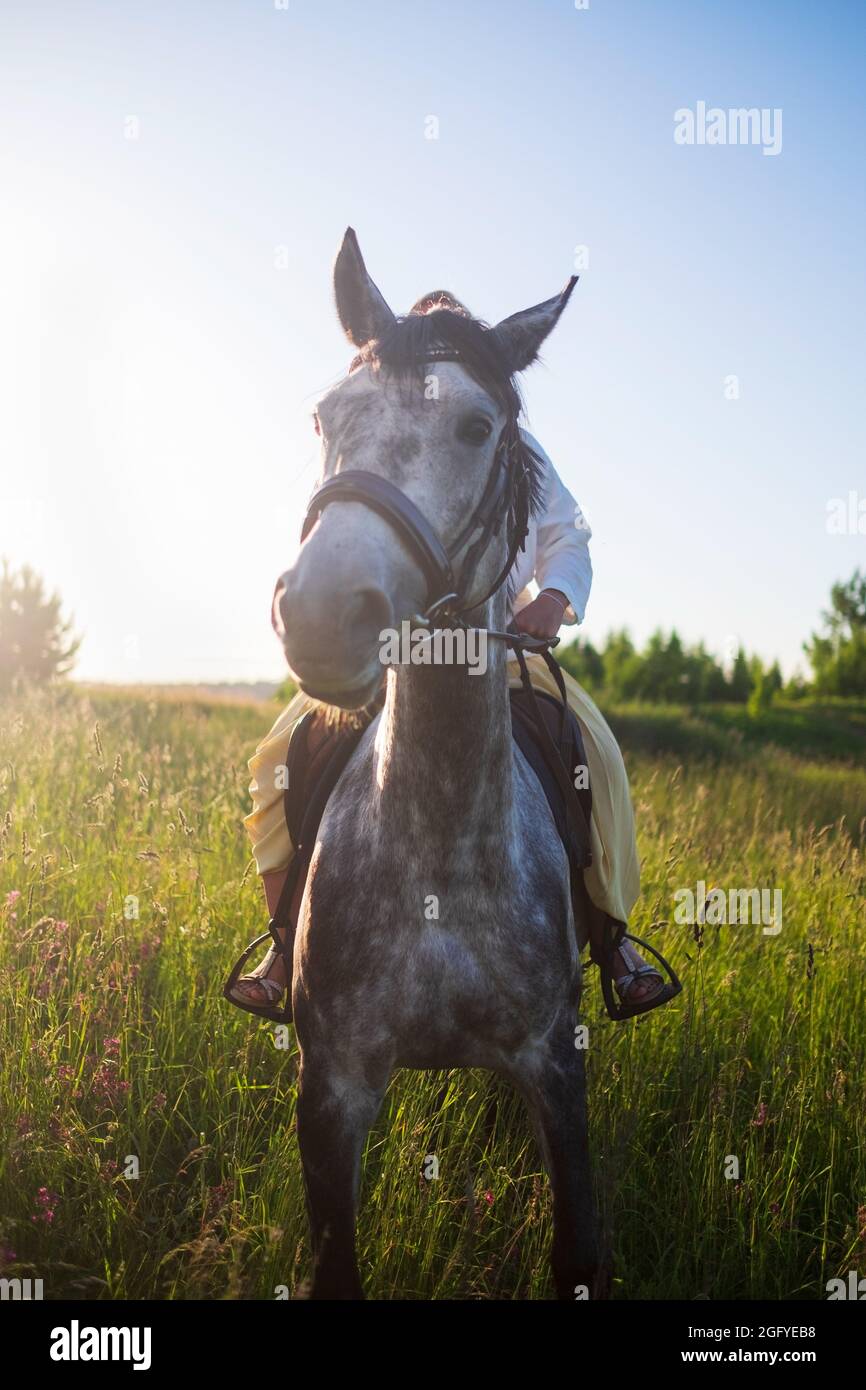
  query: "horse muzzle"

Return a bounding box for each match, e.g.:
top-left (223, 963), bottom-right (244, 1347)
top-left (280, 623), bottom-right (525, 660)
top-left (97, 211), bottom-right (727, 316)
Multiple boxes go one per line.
top-left (272, 569), bottom-right (393, 709)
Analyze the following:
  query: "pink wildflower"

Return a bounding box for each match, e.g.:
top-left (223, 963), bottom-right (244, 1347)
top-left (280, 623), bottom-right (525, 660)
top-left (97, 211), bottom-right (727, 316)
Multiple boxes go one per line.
top-left (31, 1187), bottom-right (59, 1225)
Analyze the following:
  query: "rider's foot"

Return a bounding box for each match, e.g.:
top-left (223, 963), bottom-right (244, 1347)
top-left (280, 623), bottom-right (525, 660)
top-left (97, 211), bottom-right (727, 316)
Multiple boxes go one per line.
top-left (612, 939), bottom-right (666, 1007)
top-left (229, 936), bottom-right (288, 1007)
top-left (228, 869), bottom-right (292, 1008)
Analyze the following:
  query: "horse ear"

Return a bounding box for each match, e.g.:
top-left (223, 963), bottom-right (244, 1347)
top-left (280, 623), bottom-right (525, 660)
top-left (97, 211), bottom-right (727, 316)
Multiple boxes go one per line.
top-left (489, 276), bottom-right (578, 373)
top-left (333, 228), bottom-right (396, 348)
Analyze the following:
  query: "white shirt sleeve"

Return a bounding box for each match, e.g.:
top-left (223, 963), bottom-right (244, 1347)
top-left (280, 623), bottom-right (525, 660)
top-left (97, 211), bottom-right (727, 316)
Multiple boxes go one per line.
top-left (523, 431), bottom-right (592, 625)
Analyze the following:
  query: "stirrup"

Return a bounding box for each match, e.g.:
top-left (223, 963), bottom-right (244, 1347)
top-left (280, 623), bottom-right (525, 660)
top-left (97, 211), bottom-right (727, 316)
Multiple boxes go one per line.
top-left (598, 930), bottom-right (682, 1022)
top-left (223, 921), bottom-right (293, 1024)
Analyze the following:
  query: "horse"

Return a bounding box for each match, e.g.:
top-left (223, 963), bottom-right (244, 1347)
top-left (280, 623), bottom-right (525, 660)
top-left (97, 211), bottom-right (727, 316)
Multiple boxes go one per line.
top-left (272, 228), bottom-right (605, 1300)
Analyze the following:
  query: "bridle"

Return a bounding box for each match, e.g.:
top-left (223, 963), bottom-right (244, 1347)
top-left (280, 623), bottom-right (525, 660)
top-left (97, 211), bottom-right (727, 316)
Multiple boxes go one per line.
top-left (300, 350), bottom-right (550, 648)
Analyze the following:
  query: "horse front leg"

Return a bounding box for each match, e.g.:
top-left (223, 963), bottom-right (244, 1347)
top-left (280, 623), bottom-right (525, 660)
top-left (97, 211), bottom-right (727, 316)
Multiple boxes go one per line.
top-left (295, 1047), bottom-right (389, 1300)
top-left (514, 1018), bottom-right (608, 1301)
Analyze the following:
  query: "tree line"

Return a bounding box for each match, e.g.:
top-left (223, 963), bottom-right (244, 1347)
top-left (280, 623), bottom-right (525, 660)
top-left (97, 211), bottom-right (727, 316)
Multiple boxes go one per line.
top-left (558, 570), bottom-right (866, 707)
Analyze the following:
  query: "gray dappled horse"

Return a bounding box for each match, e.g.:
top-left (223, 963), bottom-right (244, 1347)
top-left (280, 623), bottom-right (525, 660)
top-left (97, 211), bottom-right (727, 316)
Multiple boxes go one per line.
top-left (273, 229), bottom-right (605, 1299)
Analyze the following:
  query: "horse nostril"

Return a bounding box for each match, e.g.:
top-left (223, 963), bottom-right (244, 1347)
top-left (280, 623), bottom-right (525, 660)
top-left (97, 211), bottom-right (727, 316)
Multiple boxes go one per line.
top-left (272, 580), bottom-right (291, 637)
top-left (279, 589), bottom-right (292, 630)
top-left (340, 587), bottom-right (393, 642)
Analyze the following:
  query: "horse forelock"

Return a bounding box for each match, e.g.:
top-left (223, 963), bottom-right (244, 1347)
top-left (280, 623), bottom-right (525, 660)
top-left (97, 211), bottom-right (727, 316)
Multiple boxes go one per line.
top-left (347, 310), bottom-right (547, 521)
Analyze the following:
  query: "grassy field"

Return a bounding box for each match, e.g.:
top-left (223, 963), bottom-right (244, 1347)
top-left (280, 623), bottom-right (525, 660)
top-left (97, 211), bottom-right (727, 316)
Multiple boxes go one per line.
top-left (1, 685), bottom-right (864, 1300)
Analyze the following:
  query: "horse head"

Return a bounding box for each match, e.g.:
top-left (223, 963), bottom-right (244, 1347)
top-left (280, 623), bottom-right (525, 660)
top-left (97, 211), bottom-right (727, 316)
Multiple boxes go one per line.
top-left (273, 227), bottom-right (576, 708)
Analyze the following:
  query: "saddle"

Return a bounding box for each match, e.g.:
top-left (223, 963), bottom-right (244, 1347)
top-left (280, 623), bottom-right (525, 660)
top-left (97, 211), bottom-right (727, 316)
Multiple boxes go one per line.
top-left (286, 687), bottom-right (592, 876)
top-left (224, 649), bottom-right (680, 1024)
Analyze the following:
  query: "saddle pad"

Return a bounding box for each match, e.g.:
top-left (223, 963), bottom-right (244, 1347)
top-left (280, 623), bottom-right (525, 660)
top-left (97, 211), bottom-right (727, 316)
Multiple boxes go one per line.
top-left (282, 691), bottom-right (593, 895)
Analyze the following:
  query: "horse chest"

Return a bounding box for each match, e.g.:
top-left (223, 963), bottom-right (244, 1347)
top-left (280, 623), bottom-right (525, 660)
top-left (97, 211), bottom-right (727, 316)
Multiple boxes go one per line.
top-left (302, 834), bottom-right (573, 1055)
top-left (297, 734), bottom-right (577, 1059)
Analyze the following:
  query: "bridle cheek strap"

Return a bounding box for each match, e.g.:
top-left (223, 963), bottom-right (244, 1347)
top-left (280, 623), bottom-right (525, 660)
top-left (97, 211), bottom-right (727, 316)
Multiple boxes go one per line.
top-left (453, 452), bottom-right (531, 617)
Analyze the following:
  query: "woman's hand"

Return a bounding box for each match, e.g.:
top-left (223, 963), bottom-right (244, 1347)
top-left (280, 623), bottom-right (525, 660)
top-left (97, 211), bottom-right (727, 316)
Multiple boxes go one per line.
top-left (514, 589), bottom-right (569, 640)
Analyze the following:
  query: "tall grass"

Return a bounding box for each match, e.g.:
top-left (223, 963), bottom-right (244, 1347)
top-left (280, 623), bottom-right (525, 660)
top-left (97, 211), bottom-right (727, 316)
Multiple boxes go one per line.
top-left (1, 687), bottom-right (864, 1299)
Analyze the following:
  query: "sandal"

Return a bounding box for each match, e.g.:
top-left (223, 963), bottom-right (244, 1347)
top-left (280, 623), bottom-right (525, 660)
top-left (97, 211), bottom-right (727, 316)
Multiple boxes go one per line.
top-left (231, 970), bottom-right (285, 1009)
top-left (610, 933), bottom-right (681, 1020)
top-left (224, 924), bottom-right (293, 1023)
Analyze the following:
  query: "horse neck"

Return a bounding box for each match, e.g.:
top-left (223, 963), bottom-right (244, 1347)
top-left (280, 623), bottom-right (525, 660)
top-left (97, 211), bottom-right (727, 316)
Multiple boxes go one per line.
top-left (374, 592), bottom-right (514, 845)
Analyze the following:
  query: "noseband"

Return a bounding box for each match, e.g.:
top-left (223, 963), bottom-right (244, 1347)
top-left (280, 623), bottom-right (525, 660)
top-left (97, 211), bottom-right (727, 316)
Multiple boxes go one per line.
top-left (300, 351), bottom-right (537, 637)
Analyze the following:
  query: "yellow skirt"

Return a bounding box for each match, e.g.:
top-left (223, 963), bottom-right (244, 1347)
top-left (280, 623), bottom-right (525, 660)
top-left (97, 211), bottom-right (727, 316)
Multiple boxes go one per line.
top-left (244, 653), bottom-right (640, 924)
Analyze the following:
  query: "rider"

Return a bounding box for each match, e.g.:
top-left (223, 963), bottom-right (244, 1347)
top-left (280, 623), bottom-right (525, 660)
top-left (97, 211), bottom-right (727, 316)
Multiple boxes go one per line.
top-left (229, 291), bottom-right (677, 1021)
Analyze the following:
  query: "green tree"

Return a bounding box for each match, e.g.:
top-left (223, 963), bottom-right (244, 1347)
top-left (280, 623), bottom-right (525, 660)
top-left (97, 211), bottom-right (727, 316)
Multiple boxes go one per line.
top-left (274, 675), bottom-right (298, 704)
top-left (559, 637), bottom-right (604, 690)
top-left (748, 662), bottom-right (781, 717)
top-left (727, 646), bottom-right (753, 703)
top-left (765, 661), bottom-right (783, 699)
top-left (804, 570), bottom-right (866, 696)
top-left (599, 629), bottom-right (637, 700)
top-left (0, 560), bottom-right (80, 693)
top-left (694, 643), bottom-right (729, 701)
top-left (626, 630), bottom-right (688, 702)
top-left (782, 671), bottom-right (809, 701)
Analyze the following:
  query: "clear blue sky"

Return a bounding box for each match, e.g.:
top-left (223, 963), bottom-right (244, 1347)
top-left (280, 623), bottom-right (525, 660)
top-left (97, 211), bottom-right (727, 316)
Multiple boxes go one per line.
top-left (1, 0), bottom-right (863, 683)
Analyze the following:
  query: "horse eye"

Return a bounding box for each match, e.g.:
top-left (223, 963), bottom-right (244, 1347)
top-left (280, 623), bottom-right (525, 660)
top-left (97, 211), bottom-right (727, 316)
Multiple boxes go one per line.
top-left (458, 415), bottom-right (493, 446)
